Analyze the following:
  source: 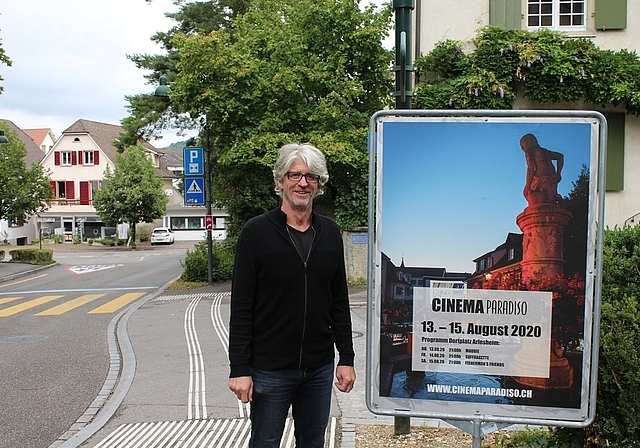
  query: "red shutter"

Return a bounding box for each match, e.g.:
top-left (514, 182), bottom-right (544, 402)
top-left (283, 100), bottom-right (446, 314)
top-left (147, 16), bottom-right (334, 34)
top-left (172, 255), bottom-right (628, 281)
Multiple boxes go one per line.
top-left (65, 181), bottom-right (75, 200)
top-left (71, 152), bottom-right (77, 165)
top-left (54, 152), bottom-right (60, 166)
top-left (49, 181), bottom-right (56, 196)
top-left (80, 181), bottom-right (90, 205)
top-left (94, 151), bottom-right (99, 165)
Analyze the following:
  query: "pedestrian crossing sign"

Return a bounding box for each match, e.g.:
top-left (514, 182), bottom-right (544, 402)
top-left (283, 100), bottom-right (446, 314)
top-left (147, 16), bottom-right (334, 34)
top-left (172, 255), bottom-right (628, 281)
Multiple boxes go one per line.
top-left (184, 177), bottom-right (205, 205)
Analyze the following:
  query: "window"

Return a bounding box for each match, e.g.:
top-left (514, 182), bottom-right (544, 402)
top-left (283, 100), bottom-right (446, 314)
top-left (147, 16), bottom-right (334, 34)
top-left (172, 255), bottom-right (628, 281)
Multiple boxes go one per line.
top-left (508, 248), bottom-right (515, 260)
top-left (83, 151), bottom-right (94, 165)
top-left (91, 181), bottom-right (101, 199)
top-left (170, 216), bottom-right (227, 230)
top-left (527, 0), bottom-right (586, 31)
top-left (57, 181), bottom-right (66, 198)
top-left (61, 151), bottom-right (72, 166)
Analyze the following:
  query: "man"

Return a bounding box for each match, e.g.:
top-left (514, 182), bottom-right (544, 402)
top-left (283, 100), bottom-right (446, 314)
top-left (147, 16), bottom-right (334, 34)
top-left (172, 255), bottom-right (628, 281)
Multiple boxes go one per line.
top-left (228, 143), bottom-right (356, 448)
top-left (520, 133), bottom-right (564, 205)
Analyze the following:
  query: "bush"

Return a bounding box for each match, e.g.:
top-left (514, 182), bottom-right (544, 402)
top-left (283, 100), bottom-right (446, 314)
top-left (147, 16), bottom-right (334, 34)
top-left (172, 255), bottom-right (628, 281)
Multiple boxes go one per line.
top-left (8, 248), bottom-right (54, 264)
top-left (137, 224), bottom-right (153, 242)
top-left (539, 226), bottom-right (640, 447)
top-left (180, 237), bottom-right (236, 283)
top-left (98, 238), bottom-right (115, 246)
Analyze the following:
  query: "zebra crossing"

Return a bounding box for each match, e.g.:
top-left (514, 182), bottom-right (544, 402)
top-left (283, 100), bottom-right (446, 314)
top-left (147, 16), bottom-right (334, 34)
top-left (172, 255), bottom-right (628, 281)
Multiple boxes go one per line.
top-left (84, 292), bottom-right (338, 448)
top-left (0, 291), bottom-right (147, 317)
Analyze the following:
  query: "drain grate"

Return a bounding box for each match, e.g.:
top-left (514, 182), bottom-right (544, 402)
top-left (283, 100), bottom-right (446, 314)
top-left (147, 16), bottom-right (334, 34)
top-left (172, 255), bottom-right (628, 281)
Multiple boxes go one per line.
top-left (0, 335), bottom-right (49, 344)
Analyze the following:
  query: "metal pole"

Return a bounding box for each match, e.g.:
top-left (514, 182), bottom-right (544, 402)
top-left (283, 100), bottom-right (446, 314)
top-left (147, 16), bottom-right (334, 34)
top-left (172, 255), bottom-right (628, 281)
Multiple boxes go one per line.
top-left (392, 0), bottom-right (414, 435)
top-left (393, 0), bottom-right (415, 110)
top-left (205, 113), bottom-right (213, 285)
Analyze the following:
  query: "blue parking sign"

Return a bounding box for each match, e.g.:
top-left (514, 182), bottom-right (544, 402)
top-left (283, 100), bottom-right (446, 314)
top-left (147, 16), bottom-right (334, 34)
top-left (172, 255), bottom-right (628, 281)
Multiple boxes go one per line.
top-left (184, 177), bottom-right (205, 205)
top-left (183, 147), bottom-right (204, 176)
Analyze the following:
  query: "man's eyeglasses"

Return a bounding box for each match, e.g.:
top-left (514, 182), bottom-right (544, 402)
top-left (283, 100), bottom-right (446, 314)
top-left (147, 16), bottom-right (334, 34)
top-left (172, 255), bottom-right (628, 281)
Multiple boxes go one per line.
top-left (285, 172), bottom-right (321, 184)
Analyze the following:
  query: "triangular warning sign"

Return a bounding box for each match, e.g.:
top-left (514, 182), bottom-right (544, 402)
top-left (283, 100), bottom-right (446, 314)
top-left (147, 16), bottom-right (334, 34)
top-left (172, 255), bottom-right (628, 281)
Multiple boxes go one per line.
top-left (187, 180), bottom-right (203, 193)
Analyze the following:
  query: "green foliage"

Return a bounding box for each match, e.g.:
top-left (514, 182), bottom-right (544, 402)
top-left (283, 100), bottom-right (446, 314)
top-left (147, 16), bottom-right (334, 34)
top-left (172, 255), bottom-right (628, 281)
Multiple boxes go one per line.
top-left (0, 122), bottom-right (54, 225)
top-left (120, 0), bottom-right (249, 149)
top-left (8, 249), bottom-right (54, 265)
top-left (136, 224), bottom-right (154, 242)
top-left (180, 237), bottom-right (236, 283)
top-left (0, 38), bottom-right (12, 95)
top-left (97, 238), bottom-right (116, 246)
top-left (168, 0), bottom-right (392, 233)
top-left (485, 426), bottom-right (584, 447)
top-left (585, 226), bottom-right (640, 447)
top-left (415, 26), bottom-right (640, 115)
top-left (93, 145), bottom-right (167, 242)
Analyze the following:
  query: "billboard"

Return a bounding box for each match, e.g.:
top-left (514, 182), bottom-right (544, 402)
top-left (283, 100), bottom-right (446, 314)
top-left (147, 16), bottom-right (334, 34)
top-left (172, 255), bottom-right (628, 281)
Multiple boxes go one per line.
top-left (366, 110), bottom-right (605, 426)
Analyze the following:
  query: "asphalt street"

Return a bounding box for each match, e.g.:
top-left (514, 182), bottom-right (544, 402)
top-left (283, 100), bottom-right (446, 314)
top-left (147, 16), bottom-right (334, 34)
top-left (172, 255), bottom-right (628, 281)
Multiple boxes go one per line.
top-left (1, 258), bottom-right (439, 448)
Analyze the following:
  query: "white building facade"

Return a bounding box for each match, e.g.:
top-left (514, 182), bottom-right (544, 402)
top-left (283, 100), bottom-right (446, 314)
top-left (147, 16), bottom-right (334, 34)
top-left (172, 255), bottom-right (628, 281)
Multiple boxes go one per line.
top-left (414, 0), bottom-right (638, 227)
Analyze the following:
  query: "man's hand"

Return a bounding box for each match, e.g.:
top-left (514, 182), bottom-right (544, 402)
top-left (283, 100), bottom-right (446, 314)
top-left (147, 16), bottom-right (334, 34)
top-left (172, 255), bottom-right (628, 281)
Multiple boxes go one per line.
top-left (335, 365), bottom-right (356, 393)
top-left (228, 376), bottom-right (253, 403)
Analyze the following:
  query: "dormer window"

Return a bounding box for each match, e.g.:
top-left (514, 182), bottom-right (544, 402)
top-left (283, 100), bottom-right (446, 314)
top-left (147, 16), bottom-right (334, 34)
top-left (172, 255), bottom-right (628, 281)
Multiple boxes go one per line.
top-left (508, 248), bottom-right (515, 260)
top-left (73, 137), bottom-right (81, 143)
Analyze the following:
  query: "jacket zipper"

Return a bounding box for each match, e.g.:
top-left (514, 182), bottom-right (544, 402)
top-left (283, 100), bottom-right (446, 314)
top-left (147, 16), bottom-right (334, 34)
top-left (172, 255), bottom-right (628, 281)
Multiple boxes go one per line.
top-left (286, 224), bottom-right (316, 368)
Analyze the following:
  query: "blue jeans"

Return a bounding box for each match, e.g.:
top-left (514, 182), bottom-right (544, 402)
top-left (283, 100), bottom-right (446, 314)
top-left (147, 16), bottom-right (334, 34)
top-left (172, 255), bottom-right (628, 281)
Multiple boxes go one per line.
top-left (249, 362), bottom-right (334, 448)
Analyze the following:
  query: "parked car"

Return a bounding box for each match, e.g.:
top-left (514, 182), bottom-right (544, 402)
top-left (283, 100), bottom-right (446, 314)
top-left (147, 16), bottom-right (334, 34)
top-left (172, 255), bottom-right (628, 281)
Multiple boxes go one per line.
top-left (150, 227), bottom-right (175, 245)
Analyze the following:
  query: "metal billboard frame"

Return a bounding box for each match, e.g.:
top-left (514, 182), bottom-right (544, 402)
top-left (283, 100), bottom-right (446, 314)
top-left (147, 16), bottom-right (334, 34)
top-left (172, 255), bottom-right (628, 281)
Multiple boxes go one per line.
top-left (365, 109), bottom-right (606, 430)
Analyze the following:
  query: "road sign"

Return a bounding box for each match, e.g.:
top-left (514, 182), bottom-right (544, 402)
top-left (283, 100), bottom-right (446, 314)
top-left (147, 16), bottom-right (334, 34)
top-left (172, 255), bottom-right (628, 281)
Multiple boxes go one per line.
top-left (184, 177), bottom-right (205, 205)
top-left (183, 147), bottom-right (204, 176)
top-left (205, 215), bottom-right (213, 230)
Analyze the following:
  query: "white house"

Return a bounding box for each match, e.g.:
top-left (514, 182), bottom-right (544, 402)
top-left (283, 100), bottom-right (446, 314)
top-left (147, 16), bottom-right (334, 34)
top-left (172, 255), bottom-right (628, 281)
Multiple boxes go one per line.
top-left (40, 119), bottom-right (227, 242)
top-left (23, 128), bottom-right (57, 153)
top-left (413, 0), bottom-right (638, 227)
top-left (0, 119), bottom-right (47, 245)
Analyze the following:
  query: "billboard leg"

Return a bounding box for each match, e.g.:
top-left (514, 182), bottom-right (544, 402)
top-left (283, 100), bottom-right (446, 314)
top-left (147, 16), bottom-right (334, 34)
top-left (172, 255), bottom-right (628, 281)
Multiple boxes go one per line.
top-left (394, 416), bottom-right (410, 435)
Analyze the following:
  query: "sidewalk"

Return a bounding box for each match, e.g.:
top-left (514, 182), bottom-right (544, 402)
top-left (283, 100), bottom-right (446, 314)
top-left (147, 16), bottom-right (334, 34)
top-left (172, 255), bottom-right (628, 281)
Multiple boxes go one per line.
top-left (0, 259), bottom-right (57, 283)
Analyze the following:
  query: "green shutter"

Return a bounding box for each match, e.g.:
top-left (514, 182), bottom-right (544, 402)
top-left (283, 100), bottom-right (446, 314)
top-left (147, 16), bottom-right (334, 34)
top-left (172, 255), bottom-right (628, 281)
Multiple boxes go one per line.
top-left (603, 113), bottom-right (625, 191)
top-left (595, 0), bottom-right (627, 30)
top-left (489, 0), bottom-right (522, 30)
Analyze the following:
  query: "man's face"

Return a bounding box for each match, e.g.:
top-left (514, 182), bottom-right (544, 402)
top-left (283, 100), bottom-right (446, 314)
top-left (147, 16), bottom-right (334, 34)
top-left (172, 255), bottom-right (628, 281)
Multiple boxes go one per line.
top-left (277, 158), bottom-right (319, 211)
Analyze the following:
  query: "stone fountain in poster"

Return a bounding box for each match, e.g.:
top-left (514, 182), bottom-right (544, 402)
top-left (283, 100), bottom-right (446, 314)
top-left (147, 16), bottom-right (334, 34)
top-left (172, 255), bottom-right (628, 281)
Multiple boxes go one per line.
top-left (513, 134), bottom-right (574, 389)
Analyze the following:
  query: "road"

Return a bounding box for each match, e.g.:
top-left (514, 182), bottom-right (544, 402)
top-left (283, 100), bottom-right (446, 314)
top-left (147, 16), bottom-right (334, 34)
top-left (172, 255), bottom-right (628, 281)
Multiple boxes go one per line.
top-left (0, 245), bottom-right (189, 448)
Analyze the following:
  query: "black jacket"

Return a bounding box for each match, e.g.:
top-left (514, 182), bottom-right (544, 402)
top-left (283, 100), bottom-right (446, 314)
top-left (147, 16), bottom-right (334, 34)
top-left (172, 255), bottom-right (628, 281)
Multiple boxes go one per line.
top-left (228, 207), bottom-right (355, 378)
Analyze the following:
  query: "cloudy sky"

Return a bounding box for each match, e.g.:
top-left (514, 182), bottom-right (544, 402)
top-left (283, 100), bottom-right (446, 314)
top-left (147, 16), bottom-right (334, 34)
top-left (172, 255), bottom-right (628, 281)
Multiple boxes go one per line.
top-left (0, 0), bottom-right (389, 148)
top-left (379, 116), bottom-right (597, 272)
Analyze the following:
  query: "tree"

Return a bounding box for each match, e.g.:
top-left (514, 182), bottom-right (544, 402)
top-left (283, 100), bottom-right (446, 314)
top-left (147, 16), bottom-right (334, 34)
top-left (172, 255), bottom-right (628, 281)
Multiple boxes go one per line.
top-left (168, 0), bottom-right (393, 234)
top-left (93, 145), bottom-right (167, 243)
top-left (0, 122), bottom-right (53, 225)
top-left (118, 0), bottom-right (250, 150)
top-left (0, 31), bottom-right (12, 95)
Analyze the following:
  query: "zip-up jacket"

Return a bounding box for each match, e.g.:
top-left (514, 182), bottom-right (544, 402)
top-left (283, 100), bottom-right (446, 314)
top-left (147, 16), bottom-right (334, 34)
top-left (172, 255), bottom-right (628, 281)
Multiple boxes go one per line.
top-left (228, 207), bottom-right (355, 378)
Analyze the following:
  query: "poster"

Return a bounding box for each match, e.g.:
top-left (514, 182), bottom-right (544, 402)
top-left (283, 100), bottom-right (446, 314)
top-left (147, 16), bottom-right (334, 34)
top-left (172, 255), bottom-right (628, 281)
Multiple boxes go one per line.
top-left (369, 112), bottom-right (603, 424)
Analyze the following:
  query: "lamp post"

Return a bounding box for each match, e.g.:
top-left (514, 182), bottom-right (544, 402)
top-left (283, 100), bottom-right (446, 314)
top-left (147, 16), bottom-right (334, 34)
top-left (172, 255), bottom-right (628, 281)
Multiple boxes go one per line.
top-left (154, 76), bottom-right (214, 285)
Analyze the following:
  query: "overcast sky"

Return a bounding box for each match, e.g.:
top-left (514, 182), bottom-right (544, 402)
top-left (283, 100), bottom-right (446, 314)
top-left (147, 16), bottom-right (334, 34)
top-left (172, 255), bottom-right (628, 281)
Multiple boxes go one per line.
top-left (0, 1), bottom-right (389, 148)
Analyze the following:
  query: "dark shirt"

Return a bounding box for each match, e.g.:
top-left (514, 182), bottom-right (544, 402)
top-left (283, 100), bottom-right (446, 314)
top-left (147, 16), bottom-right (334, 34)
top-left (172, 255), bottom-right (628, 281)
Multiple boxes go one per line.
top-left (228, 207), bottom-right (355, 378)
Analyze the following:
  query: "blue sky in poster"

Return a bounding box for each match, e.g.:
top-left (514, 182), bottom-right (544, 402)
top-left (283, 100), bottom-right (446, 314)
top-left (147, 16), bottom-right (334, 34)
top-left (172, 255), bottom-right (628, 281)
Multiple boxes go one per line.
top-left (379, 118), bottom-right (594, 272)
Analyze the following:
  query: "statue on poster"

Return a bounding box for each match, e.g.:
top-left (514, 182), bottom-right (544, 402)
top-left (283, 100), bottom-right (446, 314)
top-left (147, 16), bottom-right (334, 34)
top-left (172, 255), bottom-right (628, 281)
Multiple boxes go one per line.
top-left (520, 133), bottom-right (565, 206)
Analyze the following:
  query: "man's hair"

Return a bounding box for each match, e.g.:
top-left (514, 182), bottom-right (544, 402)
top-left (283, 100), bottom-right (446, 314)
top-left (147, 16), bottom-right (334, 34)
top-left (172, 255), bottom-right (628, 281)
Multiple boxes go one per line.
top-left (273, 143), bottom-right (329, 197)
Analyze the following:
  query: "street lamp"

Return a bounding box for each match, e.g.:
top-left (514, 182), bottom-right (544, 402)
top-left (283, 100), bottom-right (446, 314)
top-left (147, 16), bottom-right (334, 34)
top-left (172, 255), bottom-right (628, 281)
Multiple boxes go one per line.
top-left (154, 76), bottom-right (214, 285)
